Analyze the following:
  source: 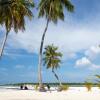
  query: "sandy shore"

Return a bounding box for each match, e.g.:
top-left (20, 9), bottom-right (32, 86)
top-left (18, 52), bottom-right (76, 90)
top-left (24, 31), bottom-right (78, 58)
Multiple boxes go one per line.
top-left (0, 86), bottom-right (100, 100)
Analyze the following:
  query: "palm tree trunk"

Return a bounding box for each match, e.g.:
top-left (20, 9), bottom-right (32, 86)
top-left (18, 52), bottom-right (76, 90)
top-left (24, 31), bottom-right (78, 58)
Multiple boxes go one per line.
top-left (38, 18), bottom-right (49, 89)
top-left (0, 31), bottom-right (9, 58)
top-left (52, 69), bottom-right (62, 86)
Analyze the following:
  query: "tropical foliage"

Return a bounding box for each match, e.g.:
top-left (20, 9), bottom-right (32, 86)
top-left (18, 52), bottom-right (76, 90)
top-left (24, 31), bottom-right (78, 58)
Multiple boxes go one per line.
top-left (38, 0), bottom-right (74, 23)
top-left (0, 0), bottom-right (75, 92)
top-left (43, 44), bottom-right (62, 86)
top-left (0, 0), bottom-right (34, 57)
top-left (85, 81), bottom-right (92, 91)
top-left (59, 84), bottom-right (69, 91)
top-left (95, 75), bottom-right (100, 89)
top-left (38, 0), bottom-right (74, 89)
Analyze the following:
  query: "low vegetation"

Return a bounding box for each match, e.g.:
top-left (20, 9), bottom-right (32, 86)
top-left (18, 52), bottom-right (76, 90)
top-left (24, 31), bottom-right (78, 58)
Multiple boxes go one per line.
top-left (85, 81), bottom-right (92, 91)
top-left (59, 85), bottom-right (69, 91)
top-left (95, 75), bottom-right (100, 89)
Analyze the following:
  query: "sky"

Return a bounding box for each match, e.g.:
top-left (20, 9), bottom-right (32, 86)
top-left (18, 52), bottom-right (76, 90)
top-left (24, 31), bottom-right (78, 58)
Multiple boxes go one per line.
top-left (0, 0), bottom-right (100, 84)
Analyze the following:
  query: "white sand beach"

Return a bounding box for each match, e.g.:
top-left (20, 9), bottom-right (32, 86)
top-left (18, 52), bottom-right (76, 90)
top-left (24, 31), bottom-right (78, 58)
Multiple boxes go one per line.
top-left (0, 86), bottom-right (100, 100)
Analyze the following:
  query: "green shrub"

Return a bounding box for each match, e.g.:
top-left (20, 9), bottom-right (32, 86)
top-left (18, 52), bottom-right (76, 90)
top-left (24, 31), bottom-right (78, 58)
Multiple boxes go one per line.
top-left (34, 84), bottom-right (39, 90)
top-left (58, 85), bottom-right (69, 91)
top-left (61, 85), bottom-right (69, 91)
top-left (97, 83), bottom-right (100, 89)
top-left (95, 75), bottom-right (100, 89)
top-left (85, 82), bottom-right (92, 91)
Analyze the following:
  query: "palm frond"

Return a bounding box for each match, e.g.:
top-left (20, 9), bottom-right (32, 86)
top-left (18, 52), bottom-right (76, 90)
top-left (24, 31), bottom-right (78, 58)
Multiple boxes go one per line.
top-left (43, 44), bottom-right (63, 70)
top-left (95, 75), bottom-right (100, 79)
top-left (38, 0), bottom-right (74, 23)
top-left (0, 0), bottom-right (34, 32)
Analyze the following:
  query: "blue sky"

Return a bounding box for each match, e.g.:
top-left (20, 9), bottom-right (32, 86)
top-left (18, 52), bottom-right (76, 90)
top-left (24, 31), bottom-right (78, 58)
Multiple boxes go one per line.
top-left (0, 0), bottom-right (100, 84)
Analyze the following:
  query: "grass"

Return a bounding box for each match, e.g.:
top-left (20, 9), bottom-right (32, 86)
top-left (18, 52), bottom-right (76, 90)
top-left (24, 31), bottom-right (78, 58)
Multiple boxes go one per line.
top-left (97, 83), bottom-right (100, 89)
top-left (85, 82), bottom-right (92, 91)
top-left (61, 85), bottom-right (69, 91)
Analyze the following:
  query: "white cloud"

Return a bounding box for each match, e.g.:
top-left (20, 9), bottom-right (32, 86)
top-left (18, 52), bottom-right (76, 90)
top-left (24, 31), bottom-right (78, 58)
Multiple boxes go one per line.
top-left (85, 45), bottom-right (100, 60)
top-left (91, 64), bottom-right (100, 69)
top-left (75, 57), bottom-right (100, 70)
top-left (0, 4), bottom-right (100, 62)
top-left (76, 57), bottom-right (91, 67)
top-left (6, 12), bottom-right (100, 56)
top-left (75, 45), bottom-right (100, 70)
top-left (5, 21), bottom-right (100, 65)
top-left (66, 52), bottom-right (77, 59)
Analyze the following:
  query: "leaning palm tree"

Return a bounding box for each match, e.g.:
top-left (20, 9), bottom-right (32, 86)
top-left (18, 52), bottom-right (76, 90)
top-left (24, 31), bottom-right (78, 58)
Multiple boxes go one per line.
top-left (96, 75), bottom-right (100, 79)
top-left (95, 75), bottom-right (100, 83)
top-left (0, 0), bottom-right (34, 57)
top-left (43, 44), bottom-right (63, 86)
top-left (38, 0), bottom-right (74, 89)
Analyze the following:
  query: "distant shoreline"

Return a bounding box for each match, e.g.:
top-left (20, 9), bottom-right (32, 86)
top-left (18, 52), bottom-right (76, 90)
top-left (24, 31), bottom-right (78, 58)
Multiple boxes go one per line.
top-left (0, 82), bottom-right (98, 87)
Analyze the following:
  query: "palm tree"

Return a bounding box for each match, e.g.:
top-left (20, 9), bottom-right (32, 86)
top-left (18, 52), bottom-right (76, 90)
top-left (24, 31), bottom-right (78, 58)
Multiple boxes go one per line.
top-left (95, 75), bottom-right (100, 83)
top-left (43, 44), bottom-right (63, 86)
top-left (38, 0), bottom-right (74, 89)
top-left (95, 75), bottom-right (100, 88)
top-left (0, 0), bottom-right (34, 57)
